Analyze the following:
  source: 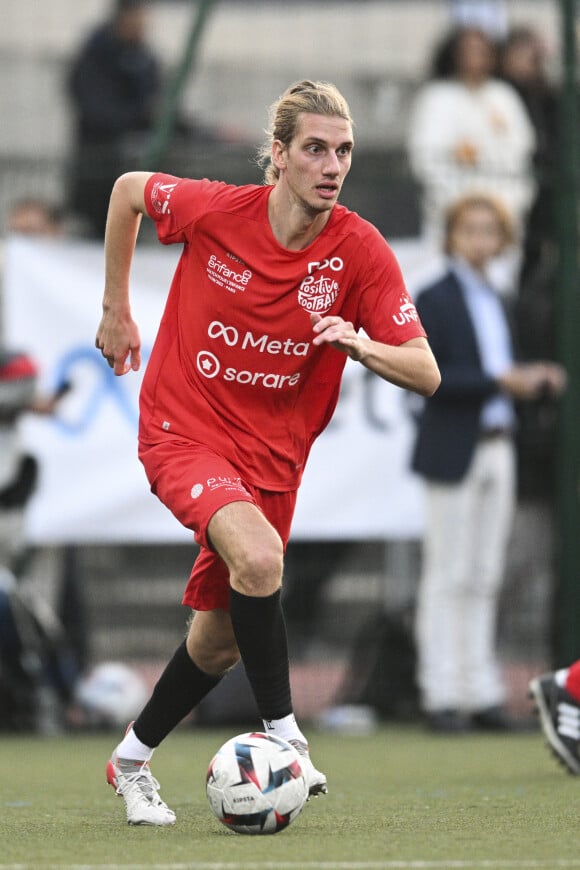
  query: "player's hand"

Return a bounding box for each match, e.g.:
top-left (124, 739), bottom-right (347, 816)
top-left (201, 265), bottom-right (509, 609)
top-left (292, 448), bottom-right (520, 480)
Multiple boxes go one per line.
top-left (310, 313), bottom-right (366, 361)
top-left (498, 362), bottom-right (567, 401)
top-left (95, 308), bottom-right (142, 376)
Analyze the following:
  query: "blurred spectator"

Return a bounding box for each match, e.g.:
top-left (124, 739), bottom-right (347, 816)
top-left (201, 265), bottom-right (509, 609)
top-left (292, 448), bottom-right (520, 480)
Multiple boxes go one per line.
top-left (498, 26), bottom-right (559, 353)
top-left (66, 0), bottom-right (161, 238)
top-left (497, 26), bottom-right (561, 502)
top-left (407, 26), bottom-right (536, 294)
top-left (410, 193), bottom-right (566, 733)
top-left (2, 198), bottom-right (69, 565)
top-left (5, 199), bottom-right (66, 240)
top-left (1, 198), bottom-right (66, 346)
top-left (1, 199), bottom-right (88, 691)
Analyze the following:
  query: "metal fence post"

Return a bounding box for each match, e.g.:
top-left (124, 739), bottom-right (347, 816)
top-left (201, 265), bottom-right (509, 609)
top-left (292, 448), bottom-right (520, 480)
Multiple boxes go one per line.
top-left (555, 0), bottom-right (580, 664)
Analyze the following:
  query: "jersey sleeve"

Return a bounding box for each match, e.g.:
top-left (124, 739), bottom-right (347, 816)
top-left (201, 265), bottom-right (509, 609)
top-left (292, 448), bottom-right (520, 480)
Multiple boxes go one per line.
top-left (355, 227), bottom-right (426, 345)
top-left (144, 173), bottom-right (222, 245)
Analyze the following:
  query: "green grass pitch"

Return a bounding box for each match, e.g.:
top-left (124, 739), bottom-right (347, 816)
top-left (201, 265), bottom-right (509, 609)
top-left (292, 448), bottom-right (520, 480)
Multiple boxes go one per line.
top-left (1, 724), bottom-right (579, 869)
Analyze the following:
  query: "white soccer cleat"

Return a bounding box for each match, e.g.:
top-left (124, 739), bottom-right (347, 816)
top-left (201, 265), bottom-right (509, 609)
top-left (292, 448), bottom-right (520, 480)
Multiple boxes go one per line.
top-left (106, 754), bottom-right (176, 826)
top-left (288, 739), bottom-right (328, 797)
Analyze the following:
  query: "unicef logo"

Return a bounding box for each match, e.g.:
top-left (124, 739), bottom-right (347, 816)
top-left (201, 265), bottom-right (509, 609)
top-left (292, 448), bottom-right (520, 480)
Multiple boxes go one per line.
top-left (197, 351), bottom-right (220, 378)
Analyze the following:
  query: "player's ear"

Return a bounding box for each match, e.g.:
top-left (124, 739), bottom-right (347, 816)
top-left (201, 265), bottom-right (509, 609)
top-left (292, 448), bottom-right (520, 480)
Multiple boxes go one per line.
top-left (271, 140), bottom-right (287, 172)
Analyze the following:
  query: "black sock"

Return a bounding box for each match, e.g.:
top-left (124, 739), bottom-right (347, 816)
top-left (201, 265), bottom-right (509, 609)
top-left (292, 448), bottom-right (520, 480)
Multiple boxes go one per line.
top-left (229, 587), bottom-right (292, 721)
top-left (133, 640), bottom-right (220, 748)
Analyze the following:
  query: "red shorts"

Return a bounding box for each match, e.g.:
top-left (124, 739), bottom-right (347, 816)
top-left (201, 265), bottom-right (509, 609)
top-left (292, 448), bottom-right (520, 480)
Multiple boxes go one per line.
top-left (139, 437), bottom-right (297, 612)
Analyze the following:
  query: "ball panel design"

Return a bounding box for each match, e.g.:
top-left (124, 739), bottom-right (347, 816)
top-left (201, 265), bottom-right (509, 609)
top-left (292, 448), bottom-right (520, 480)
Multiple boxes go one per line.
top-left (206, 731), bottom-right (308, 835)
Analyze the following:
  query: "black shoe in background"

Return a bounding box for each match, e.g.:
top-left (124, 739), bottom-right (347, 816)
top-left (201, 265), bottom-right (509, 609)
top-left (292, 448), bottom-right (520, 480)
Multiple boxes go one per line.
top-left (470, 705), bottom-right (522, 732)
top-left (426, 709), bottom-right (472, 734)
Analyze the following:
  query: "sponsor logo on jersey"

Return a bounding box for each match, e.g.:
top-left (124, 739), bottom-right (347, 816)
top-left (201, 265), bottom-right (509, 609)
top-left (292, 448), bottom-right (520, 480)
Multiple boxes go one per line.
top-left (207, 253), bottom-right (252, 294)
top-left (297, 257), bottom-right (344, 314)
top-left (207, 321), bottom-right (310, 356)
top-left (151, 181), bottom-right (177, 215)
top-left (392, 295), bottom-right (420, 327)
top-left (197, 351), bottom-right (221, 378)
top-left (196, 321), bottom-right (306, 389)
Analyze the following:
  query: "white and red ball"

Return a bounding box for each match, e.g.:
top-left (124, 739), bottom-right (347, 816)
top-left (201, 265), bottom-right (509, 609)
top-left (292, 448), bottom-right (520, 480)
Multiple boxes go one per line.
top-left (206, 732), bottom-right (309, 834)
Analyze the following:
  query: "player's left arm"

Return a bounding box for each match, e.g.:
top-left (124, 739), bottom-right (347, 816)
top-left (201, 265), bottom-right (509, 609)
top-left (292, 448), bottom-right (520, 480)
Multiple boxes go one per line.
top-left (310, 313), bottom-right (440, 397)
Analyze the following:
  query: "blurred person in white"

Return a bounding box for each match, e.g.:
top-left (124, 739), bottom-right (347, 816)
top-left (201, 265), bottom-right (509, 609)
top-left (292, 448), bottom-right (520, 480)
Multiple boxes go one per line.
top-left (407, 26), bottom-right (536, 294)
top-left (410, 193), bottom-right (566, 734)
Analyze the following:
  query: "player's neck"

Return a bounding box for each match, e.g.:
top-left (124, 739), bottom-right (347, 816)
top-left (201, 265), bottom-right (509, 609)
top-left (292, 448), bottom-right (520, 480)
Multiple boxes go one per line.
top-left (268, 187), bottom-right (332, 251)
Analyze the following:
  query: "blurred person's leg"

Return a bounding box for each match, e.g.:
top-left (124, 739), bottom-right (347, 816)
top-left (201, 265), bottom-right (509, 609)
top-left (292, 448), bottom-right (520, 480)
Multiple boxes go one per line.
top-left (415, 472), bottom-right (479, 719)
top-left (457, 438), bottom-right (516, 713)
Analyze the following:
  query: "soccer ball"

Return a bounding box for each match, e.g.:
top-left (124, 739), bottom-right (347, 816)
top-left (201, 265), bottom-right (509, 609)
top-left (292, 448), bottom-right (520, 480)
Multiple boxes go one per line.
top-left (206, 732), bottom-right (309, 834)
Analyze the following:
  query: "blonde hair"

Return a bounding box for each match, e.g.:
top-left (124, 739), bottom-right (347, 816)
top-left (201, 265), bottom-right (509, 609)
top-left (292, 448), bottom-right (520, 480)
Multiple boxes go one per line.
top-left (443, 193), bottom-right (516, 254)
top-left (256, 80), bottom-right (353, 185)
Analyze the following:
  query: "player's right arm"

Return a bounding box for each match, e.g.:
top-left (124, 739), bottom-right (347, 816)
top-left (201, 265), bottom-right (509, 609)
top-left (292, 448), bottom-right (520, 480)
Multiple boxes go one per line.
top-left (96, 171), bottom-right (153, 376)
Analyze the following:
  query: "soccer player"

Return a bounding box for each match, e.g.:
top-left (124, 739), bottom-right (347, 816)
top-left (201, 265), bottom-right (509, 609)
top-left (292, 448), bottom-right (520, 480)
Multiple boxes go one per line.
top-left (529, 664), bottom-right (580, 775)
top-left (95, 79), bottom-right (440, 825)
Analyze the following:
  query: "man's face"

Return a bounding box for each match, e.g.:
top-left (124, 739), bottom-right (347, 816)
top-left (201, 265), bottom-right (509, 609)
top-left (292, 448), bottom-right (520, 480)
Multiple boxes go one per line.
top-left (273, 113), bottom-right (354, 215)
top-left (116, 8), bottom-right (148, 44)
top-left (450, 205), bottom-right (505, 270)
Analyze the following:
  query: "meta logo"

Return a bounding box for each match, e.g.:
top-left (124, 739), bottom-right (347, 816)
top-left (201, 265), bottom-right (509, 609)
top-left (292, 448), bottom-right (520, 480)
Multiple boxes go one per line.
top-left (207, 321), bottom-right (310, 357)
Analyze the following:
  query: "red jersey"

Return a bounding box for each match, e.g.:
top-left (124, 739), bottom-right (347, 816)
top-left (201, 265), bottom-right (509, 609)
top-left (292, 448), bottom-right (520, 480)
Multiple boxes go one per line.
top-left (141, 173), bottom-right (426, 491)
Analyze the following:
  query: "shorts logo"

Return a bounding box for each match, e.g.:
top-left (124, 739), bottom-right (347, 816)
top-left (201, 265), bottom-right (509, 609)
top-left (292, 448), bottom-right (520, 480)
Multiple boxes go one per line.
top-left (197, 351), bottom-right (220, 378)
top-left (207, 476), bottom-right (250, 496)
top-left (190, 484), bottom-right (204, 499)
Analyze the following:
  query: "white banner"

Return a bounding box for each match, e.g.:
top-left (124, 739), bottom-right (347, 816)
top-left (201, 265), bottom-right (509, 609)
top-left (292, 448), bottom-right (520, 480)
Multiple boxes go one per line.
top-left (3, 236), bottom-right (443, 543)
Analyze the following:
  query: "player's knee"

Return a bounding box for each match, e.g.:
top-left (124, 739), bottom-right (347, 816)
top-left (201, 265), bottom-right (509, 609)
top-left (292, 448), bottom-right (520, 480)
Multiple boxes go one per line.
top-left (232, 539), bottom-right (284, 597)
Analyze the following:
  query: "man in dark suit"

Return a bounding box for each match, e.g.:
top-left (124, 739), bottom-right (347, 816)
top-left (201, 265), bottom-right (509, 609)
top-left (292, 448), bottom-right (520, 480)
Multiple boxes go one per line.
top-left (67, 0), bottom-right (161, 238)
top-left (411, 193), bottom-right (565, 732)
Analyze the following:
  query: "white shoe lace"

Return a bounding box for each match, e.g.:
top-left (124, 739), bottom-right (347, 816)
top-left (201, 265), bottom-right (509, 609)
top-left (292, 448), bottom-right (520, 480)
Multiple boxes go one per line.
top-left (116, 767), bottom-right (162, 802)
top-left (114, 761), bottom-right (176, 824)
